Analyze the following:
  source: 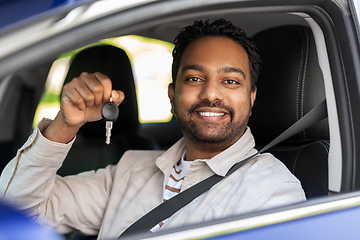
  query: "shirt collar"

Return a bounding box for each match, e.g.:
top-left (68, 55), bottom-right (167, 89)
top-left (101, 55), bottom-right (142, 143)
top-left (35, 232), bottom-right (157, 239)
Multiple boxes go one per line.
top-left (156, 138), bottom-right (186, 187)
top-left (156, 127), bottom-right (257, 178)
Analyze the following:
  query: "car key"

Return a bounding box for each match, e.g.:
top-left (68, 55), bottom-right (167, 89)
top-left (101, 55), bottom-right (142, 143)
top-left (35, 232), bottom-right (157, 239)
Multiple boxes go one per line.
top-left (101, 98), bottom-right (119, 145)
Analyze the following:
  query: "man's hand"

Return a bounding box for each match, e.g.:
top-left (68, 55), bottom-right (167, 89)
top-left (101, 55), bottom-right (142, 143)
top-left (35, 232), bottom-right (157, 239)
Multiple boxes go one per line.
top-left (43, 72), bottom-right (125, 143)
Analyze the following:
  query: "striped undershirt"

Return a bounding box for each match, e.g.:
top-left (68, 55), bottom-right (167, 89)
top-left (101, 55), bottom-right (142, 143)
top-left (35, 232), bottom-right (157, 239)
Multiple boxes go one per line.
top-left (150, 151), bottom-right (191, 233)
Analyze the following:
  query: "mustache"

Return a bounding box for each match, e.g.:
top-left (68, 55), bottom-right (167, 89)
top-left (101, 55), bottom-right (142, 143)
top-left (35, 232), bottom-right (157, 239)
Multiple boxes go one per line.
top-left (188, 100), bottom-right (234, 119)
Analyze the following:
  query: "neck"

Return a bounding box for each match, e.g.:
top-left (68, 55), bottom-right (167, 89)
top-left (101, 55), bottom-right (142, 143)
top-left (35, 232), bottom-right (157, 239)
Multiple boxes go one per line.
top-left (183, 135), bottom-right (241, 161)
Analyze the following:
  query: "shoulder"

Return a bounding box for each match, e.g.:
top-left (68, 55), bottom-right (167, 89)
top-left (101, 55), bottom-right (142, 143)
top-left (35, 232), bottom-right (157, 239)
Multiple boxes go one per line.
top-left (230, 152), bottom-right (303, 196)
top-left (251, 152), bottom-right (300, 184)
top-left (121, 150), bottom-right (165, 159)
top-left (111, 150), bottom-right (166, 182)
top-left (235, 153), bottom-right (306, 210)
top-left (119, 150), bottom-right (165, 164)
top-left (116, 150), bottom-right (165, 169)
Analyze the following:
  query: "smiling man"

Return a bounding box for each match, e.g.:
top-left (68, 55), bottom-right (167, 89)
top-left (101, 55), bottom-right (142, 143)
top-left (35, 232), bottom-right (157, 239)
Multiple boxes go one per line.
top-left (169, 35), bottom-right (256, 161)
top-left (0, 19), bottom-right (305, 239)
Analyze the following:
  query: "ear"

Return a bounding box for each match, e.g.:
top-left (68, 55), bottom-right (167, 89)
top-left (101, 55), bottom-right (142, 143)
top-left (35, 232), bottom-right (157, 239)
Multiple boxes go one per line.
top-left (250, 87), bottom-right (257, 108)
top-left (168, 83), bottom-right (175, 115)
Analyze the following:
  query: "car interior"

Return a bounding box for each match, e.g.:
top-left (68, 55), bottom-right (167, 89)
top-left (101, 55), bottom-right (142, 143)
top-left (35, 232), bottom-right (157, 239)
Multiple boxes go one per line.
top-left (57, 45), bottom-right (161, 176)
top-left (0, 1), bottom-right (352, 238)
top-left (56, 23), bottom-right (330, 199)
top-left (250, 25), bottom-right (329, 198)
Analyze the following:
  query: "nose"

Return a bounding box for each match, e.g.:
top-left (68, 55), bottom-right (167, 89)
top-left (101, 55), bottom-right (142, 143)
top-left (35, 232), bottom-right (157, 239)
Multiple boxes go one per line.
top-left (198, 79), bottom-right (224, 102)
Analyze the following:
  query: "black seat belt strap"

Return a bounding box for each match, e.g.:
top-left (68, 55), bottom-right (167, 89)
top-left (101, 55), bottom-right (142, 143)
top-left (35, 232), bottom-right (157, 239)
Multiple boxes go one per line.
top-left (260, 99), bottom-right (327, 153)
top-left (119, 99), bottom-right (327, 238)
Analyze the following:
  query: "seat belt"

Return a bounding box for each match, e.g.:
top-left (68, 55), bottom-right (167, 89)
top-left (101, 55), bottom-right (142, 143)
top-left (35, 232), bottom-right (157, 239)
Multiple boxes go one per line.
top-left (119, 100), bottom-right (328, 238)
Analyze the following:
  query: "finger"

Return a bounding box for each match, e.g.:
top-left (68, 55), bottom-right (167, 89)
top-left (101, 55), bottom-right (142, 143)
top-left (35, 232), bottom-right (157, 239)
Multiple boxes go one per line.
top-left (94, 72), bottom-right (112, 102)
top-left (62, 81), bottom-right (86, 111)
top-left (112, 90), bottom-right (125, 106)
top-left (72, 74), bottom-right (97, 108)
top-left (80, 72), bottom-right (104, 105)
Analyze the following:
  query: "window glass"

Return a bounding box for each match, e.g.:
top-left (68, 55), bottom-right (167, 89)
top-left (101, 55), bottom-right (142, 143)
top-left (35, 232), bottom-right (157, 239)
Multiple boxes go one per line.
top-left (115, 36), bottom-right (174, 123)
top-left (352, 0), bottom-right (360, 39)
top-left (33, 57), bottom-right (70, 127)
top-left (33, 36), bottom-right (174, 127)
top-left (354, 0), bottom-right (360, 17)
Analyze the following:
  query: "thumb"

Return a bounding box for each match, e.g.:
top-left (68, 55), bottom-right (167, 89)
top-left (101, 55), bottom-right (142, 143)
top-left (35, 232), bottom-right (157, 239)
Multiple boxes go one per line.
top-left (112, 90), bottom-right (125, 106)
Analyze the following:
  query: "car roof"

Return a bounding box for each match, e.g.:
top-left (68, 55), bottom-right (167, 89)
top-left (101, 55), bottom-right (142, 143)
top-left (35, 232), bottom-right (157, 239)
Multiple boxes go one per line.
top-left (0, 0), bottom-right (158, 33)
top-left (0, 0), bottom-right (90, 31)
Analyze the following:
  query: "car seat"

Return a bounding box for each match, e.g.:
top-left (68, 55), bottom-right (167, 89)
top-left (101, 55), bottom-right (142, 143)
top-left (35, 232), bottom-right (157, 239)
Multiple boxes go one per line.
top-left (0, 62), bottom-right (52, 173)
top-left (249, 26), bottom-right (329, 198)
top-left (57, 45), bottom-right (159, 176)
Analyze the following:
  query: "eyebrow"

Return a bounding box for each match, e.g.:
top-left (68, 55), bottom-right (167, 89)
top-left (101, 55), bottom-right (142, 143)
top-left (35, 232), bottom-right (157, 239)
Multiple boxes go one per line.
top-left (181, 64), bottom-right (204, 73)
top-left (219, 66), bottom-right (246, 79)
top-left (181, 64), bottom-right (246, 79)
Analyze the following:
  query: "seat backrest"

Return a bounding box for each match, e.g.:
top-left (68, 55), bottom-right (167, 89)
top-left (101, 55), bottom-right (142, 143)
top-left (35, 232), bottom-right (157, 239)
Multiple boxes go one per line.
top-left (57, 45), bottom-right (159, 176)
top-left (249, 26), bottom-right (329, 198)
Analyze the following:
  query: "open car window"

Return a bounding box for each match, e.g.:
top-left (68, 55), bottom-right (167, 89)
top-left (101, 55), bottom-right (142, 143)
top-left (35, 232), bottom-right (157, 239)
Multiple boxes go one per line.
top-left (34, 35), bottom-right (174, 126)
top-left (0, 0), bottom-right (360, 239)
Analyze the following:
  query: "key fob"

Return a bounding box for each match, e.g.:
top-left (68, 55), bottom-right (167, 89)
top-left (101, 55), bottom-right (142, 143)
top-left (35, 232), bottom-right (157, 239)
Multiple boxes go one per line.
top-left (101, 102), bottom-right (119, 122)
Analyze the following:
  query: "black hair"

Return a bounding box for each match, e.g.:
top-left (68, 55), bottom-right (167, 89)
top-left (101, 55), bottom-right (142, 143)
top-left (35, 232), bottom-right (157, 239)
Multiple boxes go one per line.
top-left (172, 19), bottom-right (261, 91)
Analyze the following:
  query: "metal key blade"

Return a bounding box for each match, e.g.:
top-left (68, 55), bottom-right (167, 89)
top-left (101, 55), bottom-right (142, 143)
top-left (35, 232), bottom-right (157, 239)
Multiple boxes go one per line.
top-left (102, 98), bottom-right (119, 145)
top-left (105, 121), bottom-right (113, 145)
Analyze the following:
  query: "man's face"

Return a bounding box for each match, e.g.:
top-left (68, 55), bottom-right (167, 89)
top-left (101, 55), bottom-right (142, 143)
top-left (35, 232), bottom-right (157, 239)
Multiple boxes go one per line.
top-left (168, 36), bottom-right (256, 151)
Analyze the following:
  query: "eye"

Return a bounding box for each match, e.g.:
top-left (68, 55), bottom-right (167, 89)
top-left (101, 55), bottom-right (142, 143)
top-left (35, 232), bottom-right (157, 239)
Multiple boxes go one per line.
top-left (187, 77), bottom-right (202, 82)
top-left (224, 79), bottom-right (239, 85)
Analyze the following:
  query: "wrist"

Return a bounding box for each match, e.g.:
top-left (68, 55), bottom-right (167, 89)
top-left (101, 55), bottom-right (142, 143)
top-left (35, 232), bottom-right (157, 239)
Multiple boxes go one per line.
top-left (42, 111), bottom-right (83, 143)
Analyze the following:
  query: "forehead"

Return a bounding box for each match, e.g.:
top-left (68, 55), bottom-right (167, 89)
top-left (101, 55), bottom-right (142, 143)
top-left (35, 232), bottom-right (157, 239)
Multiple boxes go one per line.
top-left (179, 36), bottom-right (250, 72)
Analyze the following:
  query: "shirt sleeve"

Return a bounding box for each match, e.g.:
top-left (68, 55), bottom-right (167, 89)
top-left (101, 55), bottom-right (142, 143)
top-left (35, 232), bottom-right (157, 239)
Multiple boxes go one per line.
top-left (0, 118), bottom-right (115, 235)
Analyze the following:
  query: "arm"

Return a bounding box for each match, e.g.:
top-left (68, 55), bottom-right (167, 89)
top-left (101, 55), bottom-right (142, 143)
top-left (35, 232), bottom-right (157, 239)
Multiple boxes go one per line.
top-left (43, 72), bottom-right (124, 144)
top-left (0, 72), bottom-right (124, 234)
top-left (0, 124), bottom-right (117, 234)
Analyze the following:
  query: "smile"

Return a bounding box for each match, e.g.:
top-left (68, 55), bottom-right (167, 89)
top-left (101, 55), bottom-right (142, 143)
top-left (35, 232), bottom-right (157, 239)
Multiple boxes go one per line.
top-left (197, 112), bottom-right (226, 117)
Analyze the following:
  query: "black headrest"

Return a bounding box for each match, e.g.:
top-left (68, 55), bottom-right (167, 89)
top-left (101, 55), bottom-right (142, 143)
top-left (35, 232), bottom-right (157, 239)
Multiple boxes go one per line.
top-left (63, 45), bottom-right (139, 138)
top-left (248, 26), bottom-right (329, 142)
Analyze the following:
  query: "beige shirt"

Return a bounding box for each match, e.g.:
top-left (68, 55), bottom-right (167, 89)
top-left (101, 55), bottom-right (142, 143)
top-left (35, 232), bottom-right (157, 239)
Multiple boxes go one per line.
top-left (0, 119), bottom-right (306, 239)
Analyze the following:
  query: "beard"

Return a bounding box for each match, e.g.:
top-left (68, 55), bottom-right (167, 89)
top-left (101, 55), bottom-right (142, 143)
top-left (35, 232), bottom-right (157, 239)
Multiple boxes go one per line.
top-left (173, 99), bottom-right (251, 150)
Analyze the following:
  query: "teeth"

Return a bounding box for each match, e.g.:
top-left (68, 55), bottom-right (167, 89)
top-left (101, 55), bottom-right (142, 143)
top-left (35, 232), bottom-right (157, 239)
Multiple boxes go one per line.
top-left (198, 112), bottom-right (225, 117)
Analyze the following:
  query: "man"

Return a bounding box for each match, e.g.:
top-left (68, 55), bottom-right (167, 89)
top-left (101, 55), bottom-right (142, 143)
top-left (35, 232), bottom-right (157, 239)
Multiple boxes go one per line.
top-left (0, 19), bottom-right (305, 239)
